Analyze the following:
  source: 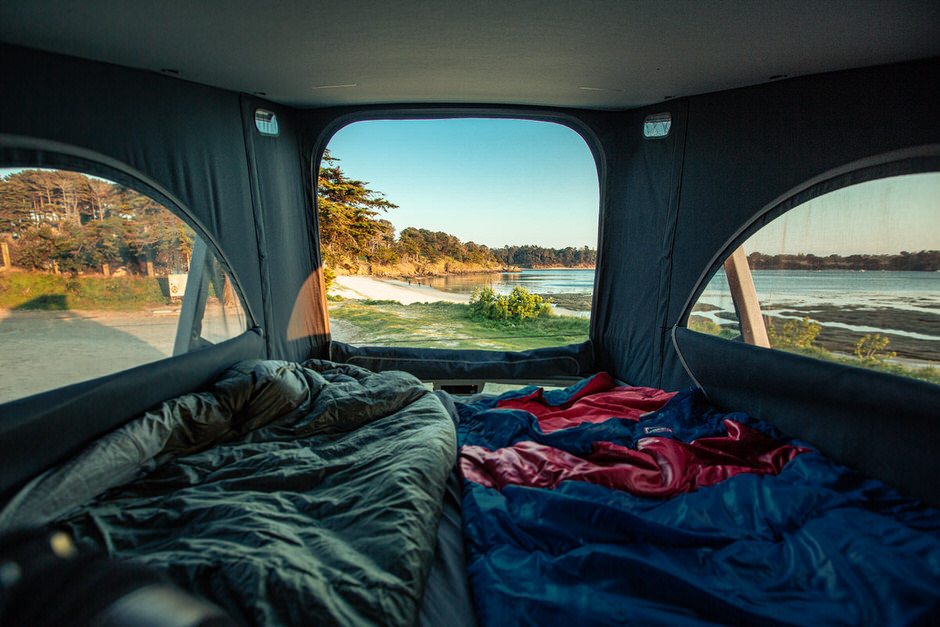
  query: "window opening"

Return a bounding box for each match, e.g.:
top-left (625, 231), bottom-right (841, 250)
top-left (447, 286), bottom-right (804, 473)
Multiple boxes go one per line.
top-left (688, 172), bottom-right (940, 385)
top-left (0, 167), bottom-right (247, 402)
top-left (317, 118), bottom-right (599, 351)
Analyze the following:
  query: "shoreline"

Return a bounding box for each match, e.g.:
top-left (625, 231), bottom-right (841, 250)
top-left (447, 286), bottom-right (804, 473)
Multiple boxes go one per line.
top-left (331, 275), bottom-right (589, 317)
top-left (332, 275), bottom-right (470, 305)
top-left (343, 265), bottom-right (596, 281)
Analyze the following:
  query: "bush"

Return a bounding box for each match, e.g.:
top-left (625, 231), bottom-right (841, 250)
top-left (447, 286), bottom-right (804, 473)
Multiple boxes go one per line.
top-left (323, 265), bottom-right (336, 293)
top-left (766, 316), bottom-right (821, 349)
top-left (854, 333), bottom-right (896, 363)
top-left (688, 315), bottom-right (722, 336)
top-left (469, 286), bottom-right (551, 322)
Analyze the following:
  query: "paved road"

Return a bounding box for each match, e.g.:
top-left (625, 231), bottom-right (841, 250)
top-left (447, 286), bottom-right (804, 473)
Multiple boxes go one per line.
top-left (0, 308), bottom-right (243, 403)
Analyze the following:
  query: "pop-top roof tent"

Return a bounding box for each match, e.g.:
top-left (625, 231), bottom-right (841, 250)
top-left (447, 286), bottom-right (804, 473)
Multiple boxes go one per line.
top-left (2, 0), bottom-right (939, 504)
top-left (1, 1), bottom-right (939, 622)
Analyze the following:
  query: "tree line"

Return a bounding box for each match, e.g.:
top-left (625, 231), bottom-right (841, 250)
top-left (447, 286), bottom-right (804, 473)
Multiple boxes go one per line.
top-left (0, 168), bottom-right (192, 275)
top-left (317, 151), bottom-right (596, 274)
top-left (491, 244), bottom-right (596, 268)
top-left (747, 250), bottom-right (940, 271)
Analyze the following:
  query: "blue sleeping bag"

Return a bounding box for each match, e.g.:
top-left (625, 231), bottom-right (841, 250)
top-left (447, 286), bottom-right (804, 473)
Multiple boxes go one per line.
top-left (457, 377), bottom-right (940, 625)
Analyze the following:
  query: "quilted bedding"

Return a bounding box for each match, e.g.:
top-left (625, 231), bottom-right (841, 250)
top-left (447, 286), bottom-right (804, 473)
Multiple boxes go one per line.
top-left (457, 373), bottom-right (940, 625)
top-left (0, 360), bottom-right (457, 626)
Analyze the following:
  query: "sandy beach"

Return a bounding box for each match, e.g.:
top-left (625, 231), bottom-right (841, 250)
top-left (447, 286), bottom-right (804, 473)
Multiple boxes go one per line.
top-left (333, 275), bottom-right (471, 304)
top-left (332, 275), bottom-right (590, 318)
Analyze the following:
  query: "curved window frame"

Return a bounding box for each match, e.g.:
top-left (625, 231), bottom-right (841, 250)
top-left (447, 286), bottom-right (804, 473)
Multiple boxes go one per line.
top-left (0, 134), bottom-right (257, 328)
top-left (677, 146), bottom-right (940, 330)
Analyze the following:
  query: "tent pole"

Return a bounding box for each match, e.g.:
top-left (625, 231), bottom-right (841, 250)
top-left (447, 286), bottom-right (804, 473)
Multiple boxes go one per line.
top-left (723, 246), bottom-right (770, 348)
top-left (173, 238), bottom-right (210, 356)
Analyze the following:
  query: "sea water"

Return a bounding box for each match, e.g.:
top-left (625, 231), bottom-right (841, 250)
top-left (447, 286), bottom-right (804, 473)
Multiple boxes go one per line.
top-left (421, 268), bottom-right (596, 295)
top-left (424, 268), bottom-right (940, 341)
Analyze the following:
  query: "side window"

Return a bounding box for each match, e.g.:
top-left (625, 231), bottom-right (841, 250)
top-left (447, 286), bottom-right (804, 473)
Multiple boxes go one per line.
top-left (0, 167), bottom-right (248, 403)
top-left (316, 118), bottom-right (599, 351)
top-left (688, 172), bottom-right (939, 385)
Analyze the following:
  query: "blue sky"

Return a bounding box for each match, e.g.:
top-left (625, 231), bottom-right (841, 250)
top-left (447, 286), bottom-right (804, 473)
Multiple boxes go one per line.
top-left (746, 172), bottom-right (940, 256)
top-left (327, 119), bottom-right (938, 255)
top-left (325, 119), bottom-right (600, 249)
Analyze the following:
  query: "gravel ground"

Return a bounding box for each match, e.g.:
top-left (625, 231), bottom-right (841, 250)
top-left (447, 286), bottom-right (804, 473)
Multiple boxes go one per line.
top-left (0, 307), bottom-right (243, 403)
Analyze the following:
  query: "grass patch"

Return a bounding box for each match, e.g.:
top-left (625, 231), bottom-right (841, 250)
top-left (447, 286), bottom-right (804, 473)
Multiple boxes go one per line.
top-left (329, 300), bottom-right (589, 350)
top-left (0, 271), bottom-right (169, 311)
top-left (541, 292), bottom-right (593, 311)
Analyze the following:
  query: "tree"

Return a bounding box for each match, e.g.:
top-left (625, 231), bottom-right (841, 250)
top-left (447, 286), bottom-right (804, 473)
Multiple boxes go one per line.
top-left (317, 150), bottom-right (397, 268)
top-left (0, 168), bottom-right (195, 275)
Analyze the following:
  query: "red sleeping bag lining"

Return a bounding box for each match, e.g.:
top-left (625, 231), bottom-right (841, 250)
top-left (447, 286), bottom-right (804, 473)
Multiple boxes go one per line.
top-left (460, 374), bottom-right (806, 499)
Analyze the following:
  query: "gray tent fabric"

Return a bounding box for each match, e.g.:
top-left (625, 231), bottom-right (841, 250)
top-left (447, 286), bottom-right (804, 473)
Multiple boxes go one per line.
top-left (239, 95), bottom-right (328, 362)
top-left (4, 43), bottom-right (937, 390)
top-left (659, 58), bottom-right (940, 389)
top-left (590, 101), bottom-right (688, 387)
top-left (1, 41), bottom-right (939, 505)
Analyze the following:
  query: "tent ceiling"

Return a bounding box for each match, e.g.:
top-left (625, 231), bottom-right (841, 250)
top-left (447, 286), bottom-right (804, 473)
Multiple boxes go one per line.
top-left (1, 1), bottom-right (938, 110)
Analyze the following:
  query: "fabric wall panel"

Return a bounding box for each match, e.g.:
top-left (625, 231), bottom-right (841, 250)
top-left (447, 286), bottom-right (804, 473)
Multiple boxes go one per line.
top-left (240, 97), bottom-right (329, 361)
top-left (0, 44), bottom-right (266, 329)
top-left (592, 103), bottom-right (688, 387)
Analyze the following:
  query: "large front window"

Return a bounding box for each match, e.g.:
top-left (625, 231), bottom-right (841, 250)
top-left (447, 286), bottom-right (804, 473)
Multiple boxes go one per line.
top-left (317, 118), bottom-right (600, 351)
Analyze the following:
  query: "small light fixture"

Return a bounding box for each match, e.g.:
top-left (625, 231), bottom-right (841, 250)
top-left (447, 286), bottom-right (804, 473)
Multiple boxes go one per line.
top-left (312, 83), bottom-right (357, 89)
top-left (159, 68), bottom-right (180, 76)
top-left (643, 112), bottom-right (672, 139)
top-left (254, 109), bottom-right (279, 136)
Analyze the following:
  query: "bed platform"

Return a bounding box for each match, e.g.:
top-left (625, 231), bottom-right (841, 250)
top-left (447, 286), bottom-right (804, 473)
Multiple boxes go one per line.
top-left (1, 361), bottom-right (937, 625)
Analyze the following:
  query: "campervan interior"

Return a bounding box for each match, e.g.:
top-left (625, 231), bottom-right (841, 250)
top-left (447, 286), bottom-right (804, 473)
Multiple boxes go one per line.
top-left (1, 2), bottom-right (938, 625)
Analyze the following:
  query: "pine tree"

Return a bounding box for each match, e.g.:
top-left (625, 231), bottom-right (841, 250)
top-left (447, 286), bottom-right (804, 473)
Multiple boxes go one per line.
top-left (317, 150), bottom-right (397, 269)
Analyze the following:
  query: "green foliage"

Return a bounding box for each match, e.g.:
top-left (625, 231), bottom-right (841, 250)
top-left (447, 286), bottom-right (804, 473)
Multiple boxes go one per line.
top-left (853, 333), bottom-right (896, 363)
top-left (492, 244), bottom-right (596, 268)
top-left (317, 150), bottom-right (397, 270)
top-left (688, 315), bottom-right (740, 340)
top-left (747, 250), bottom-right (940, 271)
top-left (688, 315), bottom-right (722, 336)
top-left (766, 316), bottom-right (821, 349)
top-left (0, 272), bottom-right (167, 311)
top-left (9, 225), bottom-right (59, 270)
top-left (1, 168), bottom-right (195, 276)
top-left (323, 265), bottom-right (336, 293)
top-left (316, 153), bottom-right (507, 274)
top-left (469, 287), bottom-right (508, 320)
top-left (469, 286), bottom-right (552, 322)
